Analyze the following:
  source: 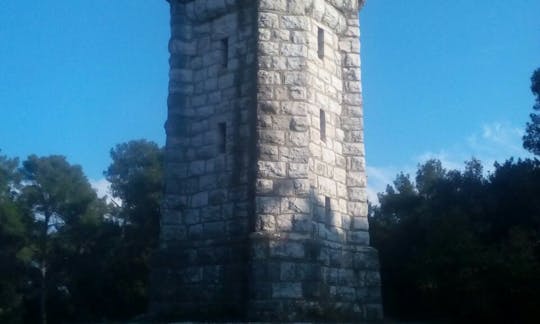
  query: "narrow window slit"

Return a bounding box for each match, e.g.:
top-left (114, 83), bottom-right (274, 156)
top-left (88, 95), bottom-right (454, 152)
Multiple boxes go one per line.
top-left (218, 122), bottom-right (227, 153)
top-left (320, 109), bottom-right (326, 142)
top-left (325, 197), bottom-right (331, 221)
top-left (221, 38), bottom-right (229, 68)
top-left (317, 28), bottom-right (324, 59)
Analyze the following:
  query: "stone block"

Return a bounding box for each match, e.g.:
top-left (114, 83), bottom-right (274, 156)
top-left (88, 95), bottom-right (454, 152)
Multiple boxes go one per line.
top-left (343, 143), bottom-right (364, 157)
top-left (201, 205), bottom-right (222, 221)
top-left (203, 221), bottom-right (225, 236)
top-left (281, 16), bottom-right (309, 30)
top-left (281, 44), bottom-right (308, 57)
top-left (259, 12), bottom-right (279, 28)
top-left (257, 214), bottom-right (276, 232)
top-left (280, 262), bottom-right (296, 281)
top-left (272, 282), bottom-right (302, 298)
top-left (281, 101), bottom-right (307, 115)
top-left (259, 144), bottom-right (280, 161)
top-left (276, 214), bottom-right (294, 231)
top-left (348, 230), bottom-right (369, 245)
top-left (290, 116), bottom-right (309, 132)
top-left (191, 191), bottom-right (208, 208)
top-left (259, 0), bottom-right (287, 11)
top-left (259, 41), bottom-right (279, 56)
top-left (292, 180), bottom-right (308, 199)
top-left (256, 179), bottom-right (274, 194)
top-left (317, 176), bottom-right (337, 196)
top-left (188, 224), bottom-right (203, 240)
top-left (183, 209), bottom-right (200, 225)
top-left (182, 267), bottom-right (203, 283)
top-left (347, 155), bottom-right (365, 171)
top-left (257, 196), bottom-right (281, 214)
top-left (348, 201), bottom-right (367, 217)
top-left (274, 179), bottom-right (296, 197)
top-left (287, 163), bottom-right (308, 179)
top-left (284, 71), bottom-right (308, 86)
top-left (258, 70), bottom-right (281, 85)
top-left (260, 130), bottom-right (285, 145)
top-left (280, 147), bottom-right (309, 163)
top-left (282, 197), bottom-right (311, 214)
top-left (287, 57), bottom-right (307, 70)
top-left (269, 240), bottom-right (305, 259)
top-left (292, 216), bottom-right (312, 234)
top-left (258, 161), bottom-right (287, 178)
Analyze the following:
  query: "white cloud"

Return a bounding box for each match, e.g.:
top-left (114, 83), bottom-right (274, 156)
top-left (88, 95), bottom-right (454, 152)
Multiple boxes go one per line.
top-left (366, 165), bottom-right (403, 204)
top-left (468, 122), bottom-right (526, 161)
top-left (416, 122), bottom-right (530, 173)
top-left (90, 178), bottom-right (110, 198)
top-left (366, 186), bottom-right (379, 205)
top-left (90, 178), bottom-right (121, 206)
top-left (367, 121), bottom-right (532, 204)
top-left (416, 150), bottom-right (462, 171)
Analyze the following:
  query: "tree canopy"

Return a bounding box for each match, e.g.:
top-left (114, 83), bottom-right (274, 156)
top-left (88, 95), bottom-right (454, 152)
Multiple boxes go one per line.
top-left (0, 154), bottom-right (29, 323)
top-left (523, 68), bottom-right (540, 155)
top-left (0, 141), bottom-right (163, 323)
top-left (370, 158), bottom-right (540, 322)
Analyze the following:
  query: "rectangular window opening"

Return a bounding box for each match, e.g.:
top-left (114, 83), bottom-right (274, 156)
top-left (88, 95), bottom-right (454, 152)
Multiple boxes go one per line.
top-left (221, 38), bottom-right (229, 68)
top-left (320, 109), bottom-right (326, 142)
top-left (317, 27), bottom-right (325, 59)
top-left (325, 196), bottom-right (331, 221)
top-left (218, 122), bottom-right (227, 153)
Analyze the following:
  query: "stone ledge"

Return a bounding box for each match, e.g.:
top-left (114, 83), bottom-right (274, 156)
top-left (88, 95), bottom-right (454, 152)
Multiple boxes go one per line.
top-left (169, 0), bottom-right (253, 23)
top-left (167, 0), bottom-right (364, 24)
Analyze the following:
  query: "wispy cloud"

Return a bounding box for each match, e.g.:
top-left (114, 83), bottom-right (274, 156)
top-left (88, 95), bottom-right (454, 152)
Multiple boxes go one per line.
top-left (416, 150), bottom-right (462, 171)
top-left (366, 165), bottom-right (401, 204)
top-left (467, 122), bottom-right (526, 161)
top-left (367, 121), bottom-right (532, 203)
top-left (419, 121), bottom-right (530, 172)
top-left (90, 178), bottom-right (121, 206)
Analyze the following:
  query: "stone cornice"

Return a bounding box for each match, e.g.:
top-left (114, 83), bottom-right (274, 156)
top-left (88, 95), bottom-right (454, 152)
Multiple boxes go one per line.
top-left (167, 0), bottom-right (366, 13)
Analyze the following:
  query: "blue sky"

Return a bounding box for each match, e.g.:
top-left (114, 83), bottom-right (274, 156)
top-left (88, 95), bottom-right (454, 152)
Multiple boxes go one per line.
top-left (0, 1), bottom-right (169, 182)
top-left (1, 1), bottom-right (539, 198)
top-left (361, 0), bottom-right (539, 197)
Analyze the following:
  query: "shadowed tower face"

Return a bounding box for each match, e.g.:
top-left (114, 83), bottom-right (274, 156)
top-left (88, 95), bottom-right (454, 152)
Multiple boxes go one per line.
top-left (151, 0), bottom-right (382, 321)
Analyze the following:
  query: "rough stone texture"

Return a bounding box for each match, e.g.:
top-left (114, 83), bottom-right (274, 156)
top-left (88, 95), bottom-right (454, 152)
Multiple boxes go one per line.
top-left (150, 0), bottom-right (382, 322)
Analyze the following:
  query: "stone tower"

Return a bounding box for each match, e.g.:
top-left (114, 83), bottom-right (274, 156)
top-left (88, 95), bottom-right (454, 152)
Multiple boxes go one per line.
top-left (151, 0), bottom-right (382, 321)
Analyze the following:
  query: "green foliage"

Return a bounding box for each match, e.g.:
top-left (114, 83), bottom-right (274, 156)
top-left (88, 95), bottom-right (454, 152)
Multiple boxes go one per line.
top-left (18, 155), bottom-right (108, 323)
top-left (371, 158), bottom-right (540, 322)
top-left (0, 142), bottom-right (164, 322)
top-left (105, 139), bottom-right (163, 242)
top-left (20, 155), bottom-right (97, 223)
top-left (103, 139), bottom-right (163, 319)
top-left (523, 68), bottom-right (540, 155)
top-left (0, 154), bottom-right (29, 323)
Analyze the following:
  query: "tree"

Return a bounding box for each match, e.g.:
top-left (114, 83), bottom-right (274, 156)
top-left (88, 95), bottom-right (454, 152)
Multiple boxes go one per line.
top-left (0, 143), bottom-right (164, 322)
top-left (0, 154), bottom-right (30, 323)
top-left (370, 158), bottom-right (540, 322)
top-left (105, 140), bottom-right (162, 235)
top-left (19, 155), bottom-right (102, 324)
top-left (415, 159), bottom-right (446, 197)
top-left (103, 140), bottom-right (163, 318)
top-left (523, 68), bottom-right (540, 155)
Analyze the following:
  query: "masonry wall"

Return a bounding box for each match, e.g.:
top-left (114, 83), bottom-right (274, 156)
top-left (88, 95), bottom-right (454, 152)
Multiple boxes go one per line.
top-left (151, 0), bottom-right (382, 322)
top-left (150, 0), bottom-right (257, 319)
top-left (249, 0), bottom-right (381, 321)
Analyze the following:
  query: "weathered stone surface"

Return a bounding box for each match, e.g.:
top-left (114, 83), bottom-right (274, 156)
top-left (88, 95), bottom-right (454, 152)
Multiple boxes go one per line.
top-left (151, 0), bottom-right (382, 322)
